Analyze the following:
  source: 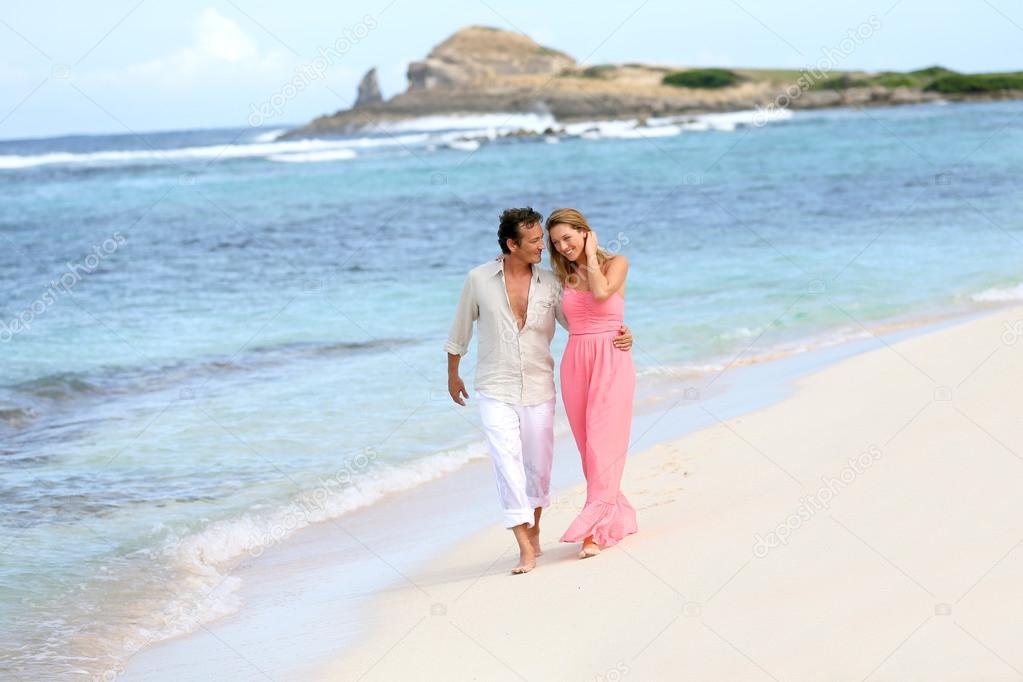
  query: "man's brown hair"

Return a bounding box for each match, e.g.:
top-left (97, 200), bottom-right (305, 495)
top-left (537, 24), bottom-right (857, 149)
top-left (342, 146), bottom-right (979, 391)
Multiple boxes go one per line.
top-left (498, 207), bottom-right (543, 254)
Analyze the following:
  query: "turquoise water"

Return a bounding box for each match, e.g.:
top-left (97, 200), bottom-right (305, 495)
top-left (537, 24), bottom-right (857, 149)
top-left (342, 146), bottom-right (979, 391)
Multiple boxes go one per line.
top-left (1, 101), bottom-right (1021, 677)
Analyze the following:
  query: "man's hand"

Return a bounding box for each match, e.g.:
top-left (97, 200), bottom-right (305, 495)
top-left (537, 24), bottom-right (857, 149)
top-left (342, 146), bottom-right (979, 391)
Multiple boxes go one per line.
top-left (449, 374), bottom-right (469, 405)
top-left (613, 324), bottom-right (633, 351)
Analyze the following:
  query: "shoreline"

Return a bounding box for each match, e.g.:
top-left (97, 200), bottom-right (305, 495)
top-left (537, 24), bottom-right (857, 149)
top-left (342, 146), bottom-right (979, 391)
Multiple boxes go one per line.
top-left (285, 89), bottom-right (1023, 138)
top-left (117, 301), bottom-right (1015, 680)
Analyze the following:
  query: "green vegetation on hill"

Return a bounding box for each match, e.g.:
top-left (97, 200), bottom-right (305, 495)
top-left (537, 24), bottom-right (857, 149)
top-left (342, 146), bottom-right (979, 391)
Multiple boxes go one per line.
top-left (578, 64), bottom-right (617, 79)
top-left (558, 61), bottom-right (1023, 96)
top-left (810, 74), bottom-right (871, 90)
top-left (808, 66), bottom-right (959, 91)
top-left (909, 65), bottom-right (958, 80)
top-left (925, 72), bottom-right (1023, 94)
top-left (803, 66), bottom-right (1023, 94)
top-left (662, 68), bottom-right (741, 89)
top-left (872, 72), bottom-right (921, 88)
top-left (536, 46), bottom-right (567, 57)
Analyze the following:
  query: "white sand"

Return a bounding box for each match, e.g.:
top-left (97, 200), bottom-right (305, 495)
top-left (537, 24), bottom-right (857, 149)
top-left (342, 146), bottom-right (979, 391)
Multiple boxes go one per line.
top-left (317, 305), bottom-right (1023, 681)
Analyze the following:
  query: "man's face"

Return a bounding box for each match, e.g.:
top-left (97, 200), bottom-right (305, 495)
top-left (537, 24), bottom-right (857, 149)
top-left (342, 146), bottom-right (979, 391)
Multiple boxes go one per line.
top-left (509, 222), bottom-right (544, 264)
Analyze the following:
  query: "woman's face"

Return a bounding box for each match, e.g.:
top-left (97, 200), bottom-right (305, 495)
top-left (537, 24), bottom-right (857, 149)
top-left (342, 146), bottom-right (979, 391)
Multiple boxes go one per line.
top-left (549, 224), bottom-right (586, 263)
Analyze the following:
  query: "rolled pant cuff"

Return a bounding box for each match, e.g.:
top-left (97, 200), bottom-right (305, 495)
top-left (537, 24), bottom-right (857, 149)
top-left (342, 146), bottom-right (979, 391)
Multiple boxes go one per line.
top-left (503, 508), bottom-right (536, 529)
top-left (528, 495), bottom-right (550, 509)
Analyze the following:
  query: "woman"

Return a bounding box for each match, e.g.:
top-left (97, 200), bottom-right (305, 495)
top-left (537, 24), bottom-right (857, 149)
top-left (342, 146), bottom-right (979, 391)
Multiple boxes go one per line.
top-left (546, 208), bottom-right (637, 558)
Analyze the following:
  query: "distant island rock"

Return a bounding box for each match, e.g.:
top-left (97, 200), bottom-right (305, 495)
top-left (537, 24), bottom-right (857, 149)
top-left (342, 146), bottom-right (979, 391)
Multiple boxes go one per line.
top-left (284, 25), bottom-right (1023, 138)
top-left (407, 26), bottom-right (575, 90)
top-left (354, 67), bottom-right (383, 108)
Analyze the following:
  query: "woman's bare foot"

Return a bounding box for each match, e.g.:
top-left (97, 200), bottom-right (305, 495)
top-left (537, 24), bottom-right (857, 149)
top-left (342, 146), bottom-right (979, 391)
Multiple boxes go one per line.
top-left (578, 536), bottom-right (601, 559)
top-left (511, 547), bottom-right (536, 574)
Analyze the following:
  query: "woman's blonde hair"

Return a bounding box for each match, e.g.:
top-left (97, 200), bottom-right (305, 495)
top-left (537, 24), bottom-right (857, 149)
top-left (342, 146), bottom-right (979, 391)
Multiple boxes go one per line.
top-left (545, 208), bottom-right (612, 284)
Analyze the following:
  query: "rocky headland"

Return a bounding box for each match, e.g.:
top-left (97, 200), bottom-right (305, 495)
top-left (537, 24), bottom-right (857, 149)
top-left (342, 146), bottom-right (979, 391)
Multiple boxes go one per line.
top-left (285, 26), bottom-right (1023, 138)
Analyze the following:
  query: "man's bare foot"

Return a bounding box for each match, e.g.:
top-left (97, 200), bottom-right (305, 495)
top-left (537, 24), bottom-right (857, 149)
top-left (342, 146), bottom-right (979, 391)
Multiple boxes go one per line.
top-left (578, 537), bottom-right (601, 559)
top-left (512, 548), bottom-right (536, 574)
top-left (529, 526), bottom-right (543, 557)
top-left (511, 518), bottom-right (541, 573)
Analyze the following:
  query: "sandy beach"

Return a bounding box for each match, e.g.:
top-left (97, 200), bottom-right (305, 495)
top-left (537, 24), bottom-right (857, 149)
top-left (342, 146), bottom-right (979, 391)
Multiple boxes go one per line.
top-left (308, 304), bottom-right (1023, 682)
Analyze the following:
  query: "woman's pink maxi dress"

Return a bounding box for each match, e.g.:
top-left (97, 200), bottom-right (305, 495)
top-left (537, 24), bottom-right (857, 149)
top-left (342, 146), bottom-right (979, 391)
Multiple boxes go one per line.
top-left (559, 286), bottom-right (638, 547)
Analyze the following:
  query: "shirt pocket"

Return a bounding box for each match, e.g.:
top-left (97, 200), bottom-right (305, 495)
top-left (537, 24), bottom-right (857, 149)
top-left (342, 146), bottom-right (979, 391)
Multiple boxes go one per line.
top-left (528, 294), bottom-right (556, 328)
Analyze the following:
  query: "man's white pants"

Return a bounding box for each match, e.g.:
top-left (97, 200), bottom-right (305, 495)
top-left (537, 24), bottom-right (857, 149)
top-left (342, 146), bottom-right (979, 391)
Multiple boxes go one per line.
top-left (476, 391), bottom-right (555, 529)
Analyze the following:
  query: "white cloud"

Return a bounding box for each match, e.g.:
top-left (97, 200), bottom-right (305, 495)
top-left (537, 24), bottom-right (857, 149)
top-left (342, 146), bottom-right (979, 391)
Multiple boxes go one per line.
top-left (90, 7), bottom-right (290, 89)
top-left (193, 8), bottom-right (259, 62)
top-left (2, 7), bottom-right (378, 134)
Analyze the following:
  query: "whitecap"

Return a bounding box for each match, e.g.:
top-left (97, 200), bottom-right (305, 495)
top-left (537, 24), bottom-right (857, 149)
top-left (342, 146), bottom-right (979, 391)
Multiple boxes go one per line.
top-left (971, 283), bottom-right (1023, 302)
top-left (267, 149), bottom-right (358, 163)
top-left (445, 139), bottom-right (481, 152)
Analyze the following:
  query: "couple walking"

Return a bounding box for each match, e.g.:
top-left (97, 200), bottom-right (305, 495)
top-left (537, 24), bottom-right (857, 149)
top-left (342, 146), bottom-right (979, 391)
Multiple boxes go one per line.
top-left (445, 207), bottom-right (637, 574)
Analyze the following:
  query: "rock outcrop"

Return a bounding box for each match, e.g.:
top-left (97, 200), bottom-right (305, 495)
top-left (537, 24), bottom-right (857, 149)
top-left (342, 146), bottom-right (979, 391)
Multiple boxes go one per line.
top-left (354, 68), bottom-right (382, 108)
top-left (406, 26), bottom-right (574, 90)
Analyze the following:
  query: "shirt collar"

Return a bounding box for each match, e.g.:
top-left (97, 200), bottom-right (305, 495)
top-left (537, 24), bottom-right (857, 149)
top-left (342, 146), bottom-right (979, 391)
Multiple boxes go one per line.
top-left (489, 257), bottom-right (541, 282)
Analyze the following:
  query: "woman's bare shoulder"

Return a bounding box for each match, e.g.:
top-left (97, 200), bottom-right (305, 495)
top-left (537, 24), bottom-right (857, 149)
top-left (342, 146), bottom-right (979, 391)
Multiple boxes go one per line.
top-left (601, 254), bottom-right (628, 272)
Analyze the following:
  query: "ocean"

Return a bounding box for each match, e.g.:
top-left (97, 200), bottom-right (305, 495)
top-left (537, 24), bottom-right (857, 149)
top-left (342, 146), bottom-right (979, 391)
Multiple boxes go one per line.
top-left (1, 100), bottom-right (1021, 678)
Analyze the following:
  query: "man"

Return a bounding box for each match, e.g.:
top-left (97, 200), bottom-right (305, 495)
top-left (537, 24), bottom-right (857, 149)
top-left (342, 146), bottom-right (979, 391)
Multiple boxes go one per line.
top-left (445, 207), bottom-right (633, 574)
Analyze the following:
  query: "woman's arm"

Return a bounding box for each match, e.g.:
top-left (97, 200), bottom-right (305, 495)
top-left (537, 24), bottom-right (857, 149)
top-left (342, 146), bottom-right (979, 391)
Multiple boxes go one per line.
top-left (584, 231), bottom-right (628, 302)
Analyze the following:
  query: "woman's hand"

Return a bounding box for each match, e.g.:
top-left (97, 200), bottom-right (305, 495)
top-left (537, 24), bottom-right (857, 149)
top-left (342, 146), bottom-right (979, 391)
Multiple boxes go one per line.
top-left (584, 230), bottom-right (599, 261)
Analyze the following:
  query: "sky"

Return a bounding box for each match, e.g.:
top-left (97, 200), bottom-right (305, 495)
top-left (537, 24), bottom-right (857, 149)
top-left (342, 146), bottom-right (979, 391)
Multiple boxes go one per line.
top-left (1, 0), bottom-right (1021, 140)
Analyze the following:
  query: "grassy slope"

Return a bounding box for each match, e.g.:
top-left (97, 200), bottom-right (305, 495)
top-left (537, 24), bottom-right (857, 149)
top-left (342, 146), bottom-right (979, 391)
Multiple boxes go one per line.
top-left (560, 63), bottom-right (1023, 94)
